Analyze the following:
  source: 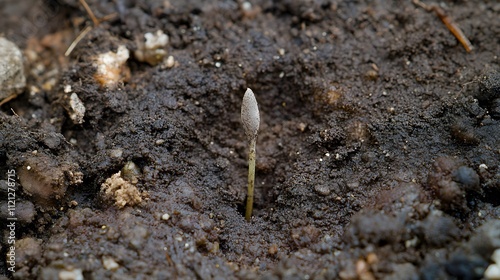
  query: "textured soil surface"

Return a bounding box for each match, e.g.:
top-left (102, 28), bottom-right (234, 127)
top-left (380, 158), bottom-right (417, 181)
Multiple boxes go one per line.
top-left (1, 0), bottom-right (500, 279)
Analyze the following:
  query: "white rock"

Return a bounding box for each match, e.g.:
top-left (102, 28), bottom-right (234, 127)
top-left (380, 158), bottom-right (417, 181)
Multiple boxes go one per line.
top-left (69, 93), bottom-right (85, 124)
top-left (135, 30), bottom-right (169, 66)
top-left (165, 56), bottom-right (175, 68)
top-left (485, 264), bottom-right (500, 280)
top-left (161, 213), bottom-right (171, 221)
top-left (64, 85), bottom-right (72, 93)
top-left (94, 45), bottom-right (129, 88)
top-left (58, 268), bottom-right (83, 280)
top-left (492, 249), bottom-right (500, 265)
top-left (144, 30), bottom-right (168, 50)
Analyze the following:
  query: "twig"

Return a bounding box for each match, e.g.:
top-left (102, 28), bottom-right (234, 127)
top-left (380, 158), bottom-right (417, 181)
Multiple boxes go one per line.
top-left (65, 1), bottom-right (118, 56)
top-left (100, 12), bottom-right (118, 22)
top-left (0, 94), bottom-right (18, 106)
top-left (10, 108), bottom-right (19, 117)
top-left (65, 25), bottom-right (92, 56)
top-left (413, 0), bottom-right (473, 53)
top-left (78, 0), bottom-right (99, 26)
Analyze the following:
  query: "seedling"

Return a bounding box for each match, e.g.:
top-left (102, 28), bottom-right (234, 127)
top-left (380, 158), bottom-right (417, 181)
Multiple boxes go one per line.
top-left (241, 88), bottom-right (260, 221)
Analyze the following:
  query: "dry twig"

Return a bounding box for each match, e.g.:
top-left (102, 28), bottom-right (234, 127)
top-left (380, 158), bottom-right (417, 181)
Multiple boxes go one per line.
top-left (413, 0), bottom-right (473, 53)
top-left (65, 0), bottom-right (118, 56)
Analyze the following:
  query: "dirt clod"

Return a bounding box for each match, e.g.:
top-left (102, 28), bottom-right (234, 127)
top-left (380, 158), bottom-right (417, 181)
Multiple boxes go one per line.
top-left (427, 157), bottom-right (481, 212)
top-left (17, 153), bottom-right (82, 205)
top-left (0, 0), bottom-right (499, 279)
top-left (100, 172), bottom-right (145, 208)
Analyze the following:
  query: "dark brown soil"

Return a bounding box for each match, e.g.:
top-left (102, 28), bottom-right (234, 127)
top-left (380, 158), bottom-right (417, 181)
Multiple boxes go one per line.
top-left (1, 0), bottom-right (500, 279)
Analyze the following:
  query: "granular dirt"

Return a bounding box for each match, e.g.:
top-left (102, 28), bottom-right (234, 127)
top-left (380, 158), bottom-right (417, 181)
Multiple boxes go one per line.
top-left (1, 0), bottom-right (499, 279)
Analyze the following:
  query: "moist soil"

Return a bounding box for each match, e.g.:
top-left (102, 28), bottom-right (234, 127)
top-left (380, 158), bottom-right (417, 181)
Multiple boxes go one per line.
top-left (1, 0), bottom-right (500, 279)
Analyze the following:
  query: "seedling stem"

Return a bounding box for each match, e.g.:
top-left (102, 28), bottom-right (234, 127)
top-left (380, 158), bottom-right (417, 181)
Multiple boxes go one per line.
top-left (245, 137), bottom-right (256, 221)
top-left (241, 88), bottom-right (260, 221)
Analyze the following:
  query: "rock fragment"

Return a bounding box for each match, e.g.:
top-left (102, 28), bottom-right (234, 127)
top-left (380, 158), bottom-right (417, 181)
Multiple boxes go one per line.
top-left (68, 93), bottom-right (86, 124)
top-left (134, 30), bottom-right (168, 66)
top-left (0, 37), bottom-right (26, 104)
top-left (93, 45), bottom-right (130, 88)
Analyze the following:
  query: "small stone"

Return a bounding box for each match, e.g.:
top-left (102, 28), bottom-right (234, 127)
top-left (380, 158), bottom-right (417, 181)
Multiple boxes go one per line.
top-left (68, 93), bottom-right (85, 124)
top-left (135, 30), bottom-right (168, 66)
top-left (108, 149), bottom-right (123, 158)
top-left (64, 85), bottom-right (72, 93)
top-left (94, 45), bottom-right (130, 88)
top-left (365, 69), bottom-right (378, 81)
top-left (165, 56), bottom-right (175, 68)
top-left (121, 161), bottom-right (140, 184)
top-left (0, 37), bottom-right (26, 103)
top-left (58, 268), bottom-right (83, 280)
top-left (268, 244), bottom-right (278, 255)
top-left (242, 1), bottom-right (252, 11)
top-left (102, 256), bottom-right (119, 271)
top-left (161, 213), bottom-right (170, 221)
top-left (492, 249), bottom-right (500, 264)
top-left (366, 253), bottom-right (379, 265)
top-left (485, 264), bottom-right (500, 280)
top-left (314, 184), bottom-right (331, 196)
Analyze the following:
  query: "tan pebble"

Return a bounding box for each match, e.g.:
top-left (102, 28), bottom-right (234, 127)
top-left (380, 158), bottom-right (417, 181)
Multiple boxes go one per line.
top-left (366, 252), bottom-right (378, 265)
top-left (102, 256), bottom-right (119, 271)
top-left (268, 244), bottom-right (278, 255)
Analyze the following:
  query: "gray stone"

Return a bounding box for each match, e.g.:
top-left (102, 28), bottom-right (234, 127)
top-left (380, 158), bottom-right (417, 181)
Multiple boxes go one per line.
top-left (0, 37), bottom-right (25, 102)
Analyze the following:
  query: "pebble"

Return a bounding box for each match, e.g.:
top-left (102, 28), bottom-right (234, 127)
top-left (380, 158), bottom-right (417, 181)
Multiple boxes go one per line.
top-left (135, 30), bottom-right (168, 66)
top-left (68, 93), bottom-right (86, 124)
top-left (0, 37), bottom-right (26, 102)
top-left (484, 249), bottom-right (500, 280)
top-left (492, 249), bottom-right (500, 264)
top-left (485, 264), bottom-right (500, 280)
top-left (165, 56), bottom-right (175, 68)
top-left (108, 149), bottom-right (123, 158)
top-left (102, 256), bottom-right (119, 271)
top-left (94, 45), bottom-right (129, 88)
top-left (58, 268), bottom-right (83, 280)
top-left (161, 213), bottom-right (171, 221)
top-left (314, 184), bottom-right (331, 196)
